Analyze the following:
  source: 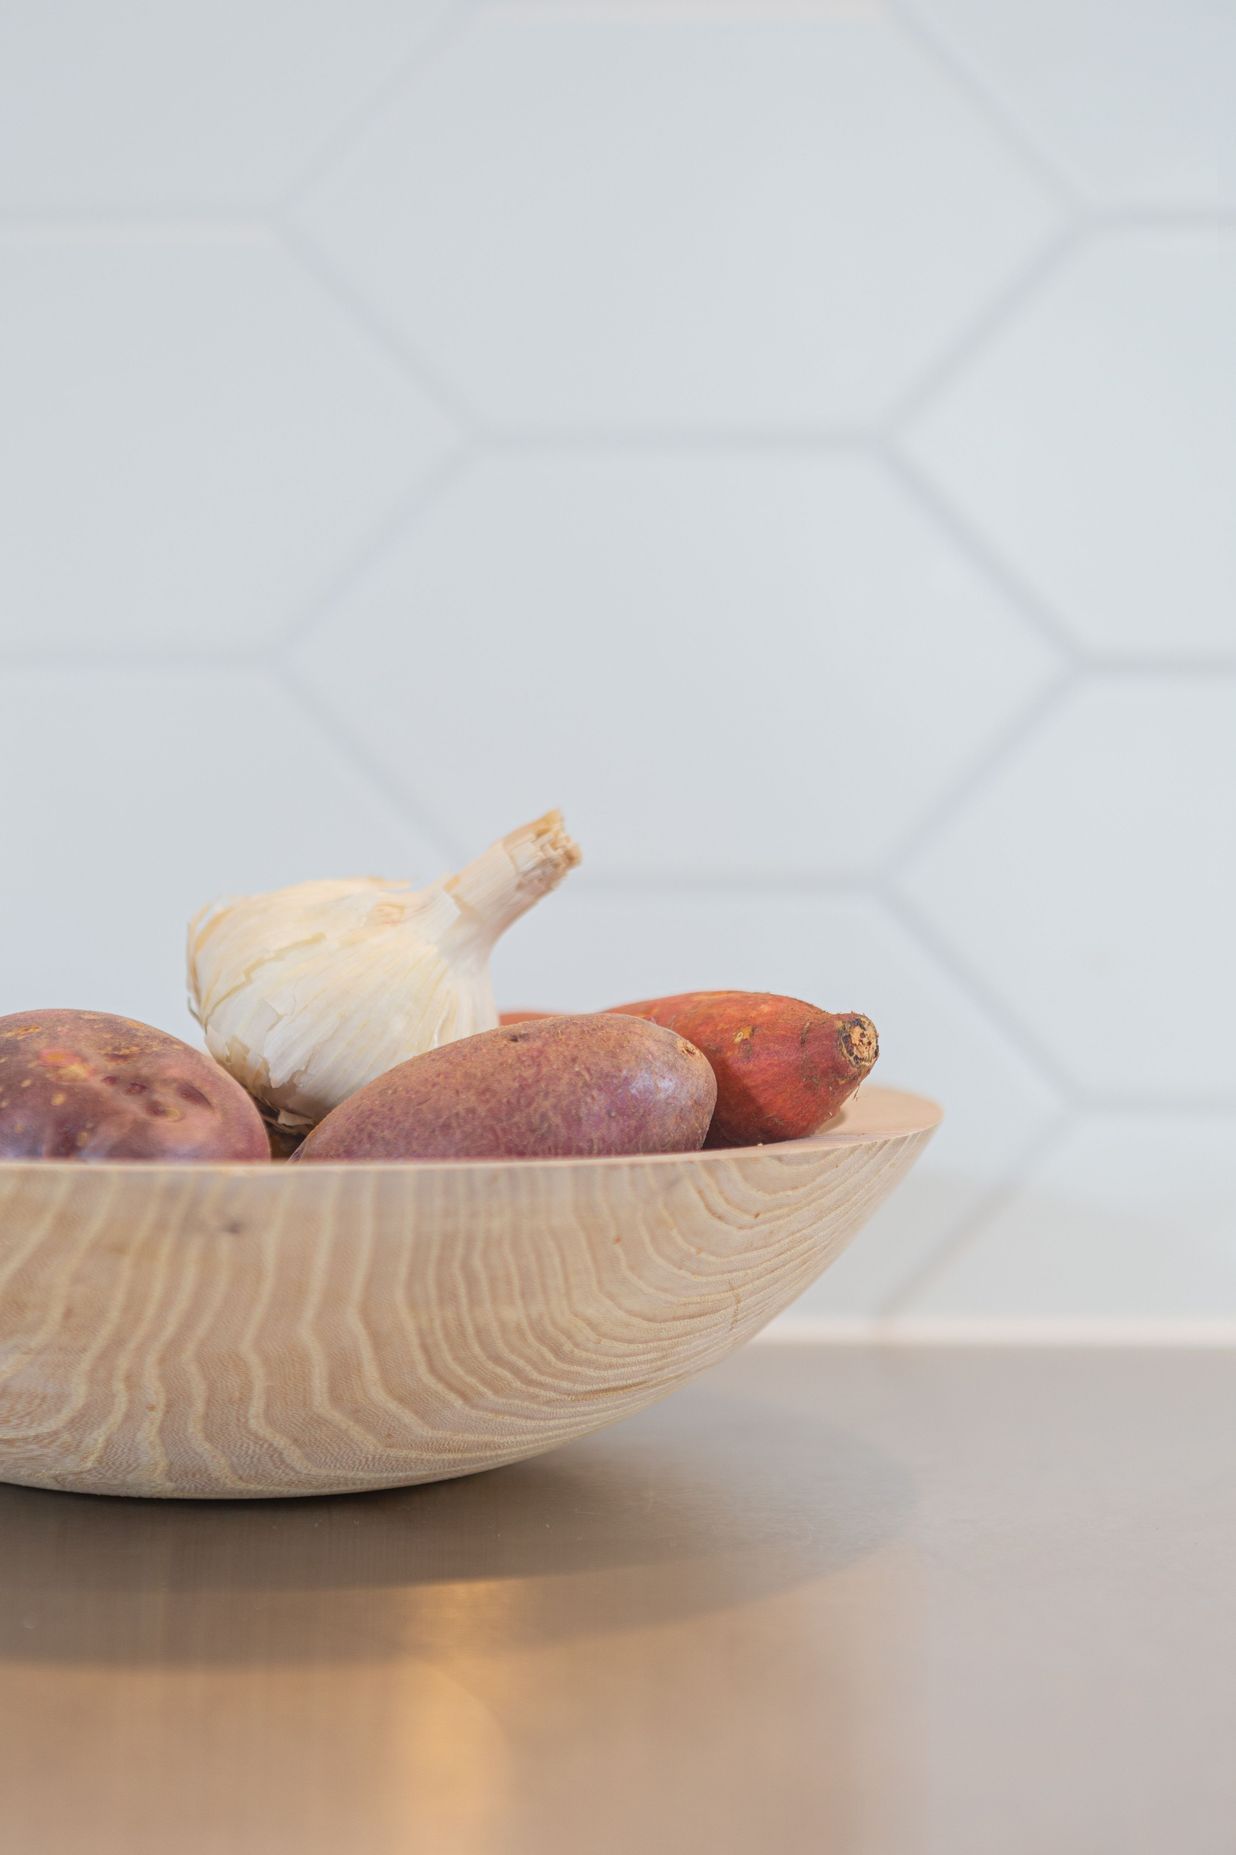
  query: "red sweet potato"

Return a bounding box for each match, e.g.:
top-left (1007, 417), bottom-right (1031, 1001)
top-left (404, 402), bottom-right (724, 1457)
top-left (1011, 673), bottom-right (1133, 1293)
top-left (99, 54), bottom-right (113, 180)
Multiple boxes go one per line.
top-left (605, 991), bottom-right (878, 1147)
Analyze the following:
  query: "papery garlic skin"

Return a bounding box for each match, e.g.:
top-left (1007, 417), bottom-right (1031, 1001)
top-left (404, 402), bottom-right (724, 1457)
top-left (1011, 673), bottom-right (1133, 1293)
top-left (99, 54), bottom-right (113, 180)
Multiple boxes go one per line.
top-left (187, 811), bottom-right (580, 1133)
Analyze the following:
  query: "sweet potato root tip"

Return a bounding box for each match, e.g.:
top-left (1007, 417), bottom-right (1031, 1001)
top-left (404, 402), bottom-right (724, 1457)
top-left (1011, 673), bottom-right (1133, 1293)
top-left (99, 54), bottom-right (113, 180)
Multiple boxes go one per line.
top-left (840, 1014), bottom-right (878, 1071)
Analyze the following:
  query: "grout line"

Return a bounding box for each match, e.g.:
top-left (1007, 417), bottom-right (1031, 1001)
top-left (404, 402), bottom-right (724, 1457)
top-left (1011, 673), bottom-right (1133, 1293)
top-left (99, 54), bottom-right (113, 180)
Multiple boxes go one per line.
top-left (879, 663), bottom-right (1074, 878)
top-left (875, 881), bottom-right (1082, 1102)
top-left (887, 875), bottom-right (1232, 1125)
top-left (1074, 657), bottom-right (1236, 678)
top-left (277, 0), bottom-right (483, 218)
top-left (269, 441), bottom-right (477, 657)
top-left (1088, 207), bottom-right (1236, 232)
top-left (1072, 1092), bottom-right (1236, 1117)
top-left (881, 223), bottom-right (1086, 435)
top-left (1, 201), bottom-right (1226, 247)
top-left (273, 218), bottom-right (480, 435)
top-left (891, 8), bottom-right (1236, 245)
top-left (888, 0), bottom-right (1085, 213)
top-left (880, 446), bottom-right (1080, 658)
top-left (0, 214), bottom-right (267, 241)
top-left (276, 658), bottom-right (465, 869)
top-left (756, 1316), bottom-right (1236, 1347)
top-left (0, 648), bottom-right (264, 672)
top-left (476, 2), bottom-right (891, 17)
top-left (477, 426), bottom-right (878, 454)
top-left (574, 871), bottom-right (873, 897)
top-left (878, 1108), bottom-right (1073, 1315)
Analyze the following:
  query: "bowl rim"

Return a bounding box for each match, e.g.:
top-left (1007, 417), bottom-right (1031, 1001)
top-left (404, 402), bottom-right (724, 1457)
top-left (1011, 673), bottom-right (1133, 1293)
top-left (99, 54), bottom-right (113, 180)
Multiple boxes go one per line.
top-left (0, 1085), bottom-right (941, 1182)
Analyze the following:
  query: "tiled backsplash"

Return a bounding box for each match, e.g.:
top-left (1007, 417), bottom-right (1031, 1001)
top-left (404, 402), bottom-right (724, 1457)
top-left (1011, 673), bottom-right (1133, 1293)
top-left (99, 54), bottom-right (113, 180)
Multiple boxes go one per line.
top-left (1, 2), bottom-right (1232, 1325)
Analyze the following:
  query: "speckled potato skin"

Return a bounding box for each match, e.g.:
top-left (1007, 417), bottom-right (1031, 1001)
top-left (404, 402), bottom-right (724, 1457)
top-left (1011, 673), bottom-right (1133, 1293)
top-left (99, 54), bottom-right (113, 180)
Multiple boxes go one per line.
top-left (295, 1013), bottom-right (718, 1162)
top-left (0, 1010), bottom-right (270, 1161)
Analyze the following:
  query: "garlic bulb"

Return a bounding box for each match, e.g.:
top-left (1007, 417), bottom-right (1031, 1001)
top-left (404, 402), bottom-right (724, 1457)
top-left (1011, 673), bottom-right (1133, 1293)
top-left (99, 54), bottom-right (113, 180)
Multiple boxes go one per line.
top-left (187, 811), bottom-right (580, 1133)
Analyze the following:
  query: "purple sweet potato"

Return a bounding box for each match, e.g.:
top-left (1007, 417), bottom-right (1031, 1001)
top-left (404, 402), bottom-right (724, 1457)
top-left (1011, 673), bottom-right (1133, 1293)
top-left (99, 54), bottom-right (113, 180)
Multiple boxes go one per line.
top-left (0, 1010), bottom-right (270, 1161)
top-left (294, 1012), bottom-right (717, 1161)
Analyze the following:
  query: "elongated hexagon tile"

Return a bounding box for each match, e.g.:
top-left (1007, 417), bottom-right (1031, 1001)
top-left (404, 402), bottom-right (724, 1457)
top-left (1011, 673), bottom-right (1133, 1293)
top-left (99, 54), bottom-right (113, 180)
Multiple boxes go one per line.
top-left (489, 888), bottom-right (1061, 1317)
top-left (0, 667), bottom-right (446, 1039)
top-left (295, 8), bottom-right (1061, 426)
top-left (906, 0), bottom-right (1236, 207)
top-left (0, 1), bottom-right (459, 209)
top-left (293, 453), bottom-right (1058, 879)
top-left (903, 1114), bottom-right (1236, 1319)
top-left (0, 233), bottom-right (456, 655)
top-left (904, 234), bottom-right (1236, 659)
top-left (901, 680), bottom-right (1236, 1103)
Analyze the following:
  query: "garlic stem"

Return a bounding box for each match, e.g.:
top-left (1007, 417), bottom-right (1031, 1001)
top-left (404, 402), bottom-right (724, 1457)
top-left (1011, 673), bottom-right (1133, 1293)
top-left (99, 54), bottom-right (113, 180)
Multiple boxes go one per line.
top-left (443, 810), bottom-right (582, 952)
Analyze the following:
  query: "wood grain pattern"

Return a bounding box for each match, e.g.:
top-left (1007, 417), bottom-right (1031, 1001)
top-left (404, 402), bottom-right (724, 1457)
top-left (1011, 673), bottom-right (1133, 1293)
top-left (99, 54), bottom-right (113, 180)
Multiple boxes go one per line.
top-left (0, 1087), bottom-right (939, 1498)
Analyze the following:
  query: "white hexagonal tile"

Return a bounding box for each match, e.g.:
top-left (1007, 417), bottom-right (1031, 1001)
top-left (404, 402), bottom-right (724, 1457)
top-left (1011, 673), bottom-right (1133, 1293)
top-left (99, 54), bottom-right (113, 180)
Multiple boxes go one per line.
top-left (904, 234), bottom-right (1236, 660)
top-left (907, 0), bottom-right (1236, 207)
top-left (0, 1), bottom-right (459, 209)
top-left (0, 232), bottom-right (456, 655)
top-left (295, 9), bottom-right (1061, 426)
top-left (904, 1114), bottom-right (1236, 1318)
top-left (293, 453), bottom-right (1058, 879)
top-left (0, 667), bottom-right (447, 1040)
top-left (490, 888), bottom-right (1062, 1317)
top-left (902, 680), bottom-right (1236, 1103)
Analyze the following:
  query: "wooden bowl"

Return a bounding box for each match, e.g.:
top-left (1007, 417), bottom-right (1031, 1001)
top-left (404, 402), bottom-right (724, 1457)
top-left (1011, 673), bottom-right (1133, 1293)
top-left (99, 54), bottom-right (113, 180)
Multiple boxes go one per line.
top-left (0, 1086), bottom-right (939, 1499)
